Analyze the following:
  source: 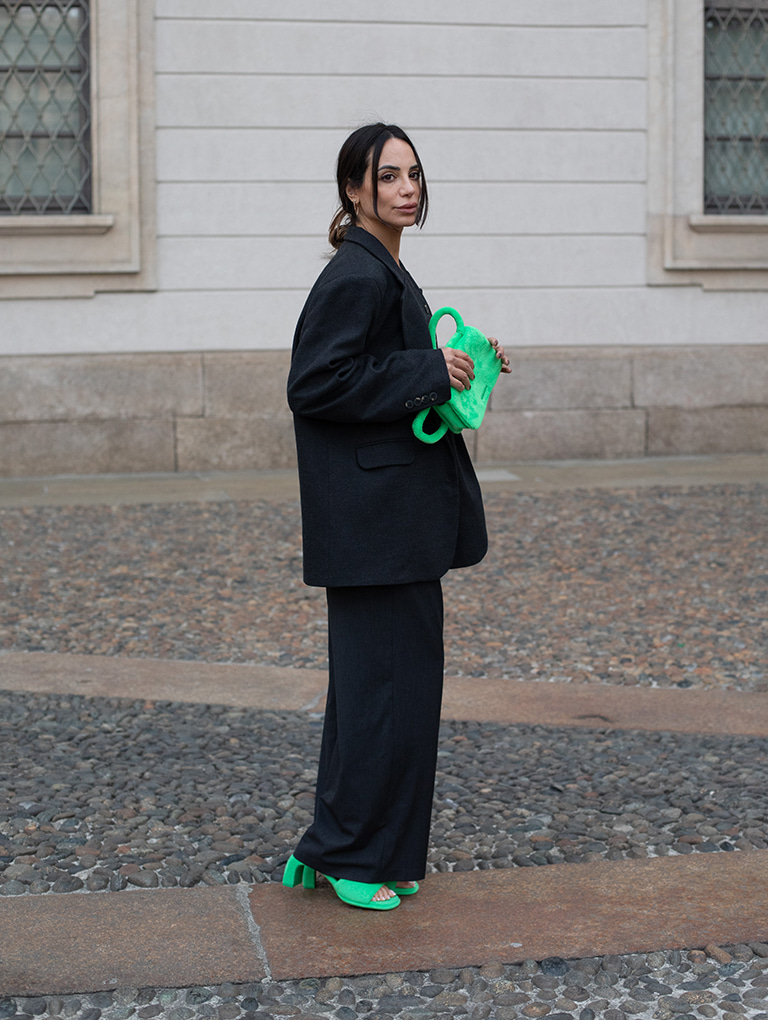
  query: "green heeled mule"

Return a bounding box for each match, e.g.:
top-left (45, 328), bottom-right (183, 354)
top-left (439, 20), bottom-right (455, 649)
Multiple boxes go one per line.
top-left (283, 855), bottom-right (400, 910)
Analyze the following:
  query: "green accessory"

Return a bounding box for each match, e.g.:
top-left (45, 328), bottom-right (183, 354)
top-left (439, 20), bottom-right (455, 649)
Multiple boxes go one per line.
top-left (412, 307), bottom-right (502, 444)
top-left (283, 854), bottom-right (402, 910)
top-left (324, 874), bottom-right (401, 910)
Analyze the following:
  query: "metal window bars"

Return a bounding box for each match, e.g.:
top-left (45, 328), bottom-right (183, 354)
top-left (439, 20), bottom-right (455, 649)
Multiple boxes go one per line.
top-left (0, 1), bottom-right (91, 214)
top-left (705, 2), bottom-right (768, 213)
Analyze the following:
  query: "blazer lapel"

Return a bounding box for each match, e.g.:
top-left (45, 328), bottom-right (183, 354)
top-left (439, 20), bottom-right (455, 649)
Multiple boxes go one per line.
top-left (344, 226), bottom-right (432, 351)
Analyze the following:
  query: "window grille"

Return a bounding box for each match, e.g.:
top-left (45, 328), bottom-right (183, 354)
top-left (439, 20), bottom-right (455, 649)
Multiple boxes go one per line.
top-left (704, 2), bottom-right (768, 213)
top-left (0, 1), bottom-right (91, 214)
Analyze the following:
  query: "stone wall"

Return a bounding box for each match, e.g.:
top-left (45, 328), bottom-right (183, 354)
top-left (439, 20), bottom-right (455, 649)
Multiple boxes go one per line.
top-left (1, 347), bottom-right (767, 477)
top-left (476, 346), bottom-right (768, 463)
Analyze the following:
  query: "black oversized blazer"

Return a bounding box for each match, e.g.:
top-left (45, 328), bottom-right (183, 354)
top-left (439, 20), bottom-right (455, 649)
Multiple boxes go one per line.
top-left (287, 227), bottom-right (488, 588)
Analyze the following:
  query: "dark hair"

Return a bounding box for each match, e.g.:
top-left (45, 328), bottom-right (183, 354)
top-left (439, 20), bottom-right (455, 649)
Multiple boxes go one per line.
top-left (328, 122), bottom-right (429, 249)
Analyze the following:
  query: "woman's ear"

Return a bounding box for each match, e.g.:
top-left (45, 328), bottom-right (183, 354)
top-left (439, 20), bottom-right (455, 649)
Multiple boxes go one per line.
top-left (345, 181), bottom-right (359, 205)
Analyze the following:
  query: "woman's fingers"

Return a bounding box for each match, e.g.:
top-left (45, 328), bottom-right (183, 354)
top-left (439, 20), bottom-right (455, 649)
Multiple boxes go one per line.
top-left (442, 338), bottom-right (511, 391)
top-left (488, 336), bottom-right (512, 374)
top-left (442, 347), bottom-right (475, 390)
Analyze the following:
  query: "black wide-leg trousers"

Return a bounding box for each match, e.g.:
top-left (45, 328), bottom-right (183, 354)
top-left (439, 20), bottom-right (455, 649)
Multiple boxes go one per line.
top-left (294, 579), bottom-right (444, 883)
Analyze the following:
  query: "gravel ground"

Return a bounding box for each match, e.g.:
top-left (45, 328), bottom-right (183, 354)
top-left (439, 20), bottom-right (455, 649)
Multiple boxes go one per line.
top-left (2, 693), bottom-right (768, 895)
top-left (1, 480), bottom-right (768, 1018)
top-left (2, 949), bottom-right (768, 1020)
top-left (1, 484), bottom-right (766, 691)
top-left (1, 692), bottom-right (768, 1019)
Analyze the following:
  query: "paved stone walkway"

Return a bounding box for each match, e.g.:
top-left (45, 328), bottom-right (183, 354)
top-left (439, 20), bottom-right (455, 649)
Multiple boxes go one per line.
top-left (3, 843), bottom-right (768, 995)
top-left (1, 455), bottom-right (768, 1020)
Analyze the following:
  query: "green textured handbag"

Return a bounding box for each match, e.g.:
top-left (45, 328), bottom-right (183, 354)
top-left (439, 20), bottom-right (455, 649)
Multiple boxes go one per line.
top-left (412, 306), bottom-right (502, 445)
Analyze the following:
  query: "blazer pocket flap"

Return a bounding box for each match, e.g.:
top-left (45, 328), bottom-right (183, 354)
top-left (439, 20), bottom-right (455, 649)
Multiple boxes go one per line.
top-left (356, 440), bottom-right (416, 470)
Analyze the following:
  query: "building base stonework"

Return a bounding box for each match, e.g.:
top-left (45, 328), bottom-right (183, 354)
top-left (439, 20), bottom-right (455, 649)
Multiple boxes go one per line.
top-left (1, 346), bottom-right (766, 477)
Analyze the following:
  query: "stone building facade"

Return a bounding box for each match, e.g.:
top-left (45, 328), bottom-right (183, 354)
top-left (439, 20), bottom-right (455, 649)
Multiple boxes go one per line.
top-left (1, 0), bottom-right (767, 476)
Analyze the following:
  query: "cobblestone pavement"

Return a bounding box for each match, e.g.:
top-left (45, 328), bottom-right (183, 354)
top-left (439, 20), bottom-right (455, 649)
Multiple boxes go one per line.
top-left (1, 473), bottom-right (767, 1018)
top-left (1, 484), bottom-right (766, 690)
top-left (2, 694), bottom-right (768, 895)
top-left (2, 949), bottom-right (768, 1020)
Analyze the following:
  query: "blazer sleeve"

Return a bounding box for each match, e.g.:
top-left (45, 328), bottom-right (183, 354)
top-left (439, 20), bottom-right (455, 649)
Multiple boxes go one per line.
top-left (287, 272), bottom-right (451, 424)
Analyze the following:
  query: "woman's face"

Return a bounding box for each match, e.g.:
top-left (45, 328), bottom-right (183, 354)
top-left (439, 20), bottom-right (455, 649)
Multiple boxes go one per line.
top-left (347, 137), bottom-right (421, 235)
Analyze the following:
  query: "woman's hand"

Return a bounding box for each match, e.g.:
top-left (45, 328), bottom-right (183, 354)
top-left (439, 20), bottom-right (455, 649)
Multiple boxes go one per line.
top-left (442, 336), bottom-right (511, 390)
top-left (442, 347), bottom-right (475, 391)
top-left (488, 336), bottom-right (512, 373)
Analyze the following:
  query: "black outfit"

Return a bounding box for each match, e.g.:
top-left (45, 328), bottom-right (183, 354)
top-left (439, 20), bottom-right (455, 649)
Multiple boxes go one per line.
top-left (287, 226), bottom-right (487, 882)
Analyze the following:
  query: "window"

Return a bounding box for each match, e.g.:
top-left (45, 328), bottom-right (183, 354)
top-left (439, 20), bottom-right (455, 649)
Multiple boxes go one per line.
top-left (0, 1), bottom-right (92, 215)
top-left (705, 2), bottom-right (768, 214)
top-left (648, 0), bottom-right (768, 288)
top-left (0, 0), bottom-right (155, 299)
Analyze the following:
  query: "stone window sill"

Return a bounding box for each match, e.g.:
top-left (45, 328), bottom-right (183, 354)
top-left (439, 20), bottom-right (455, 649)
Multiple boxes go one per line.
top-left (688, 215), bottom-right (768, 235)
top-left (0, 215), bottom-right (116, 237)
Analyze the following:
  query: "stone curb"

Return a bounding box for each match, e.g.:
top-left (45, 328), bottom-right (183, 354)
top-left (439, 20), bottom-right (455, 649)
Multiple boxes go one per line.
top-left (2, 851), bottom-right (768, 996)
top-left (2, 652), bottom-right (768, 997)
top-left (2, 652), bottom-right (768, 735)
top-left (1, 454), bottom-right (767, 509)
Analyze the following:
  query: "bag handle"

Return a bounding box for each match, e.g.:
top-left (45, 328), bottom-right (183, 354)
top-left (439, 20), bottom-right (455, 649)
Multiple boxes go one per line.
top-left (411, 406), bottom-right (448, 443)
top-left (411, 307), bottom-right (466, 443)
top-left (428, 306), bottom-right (464, 350)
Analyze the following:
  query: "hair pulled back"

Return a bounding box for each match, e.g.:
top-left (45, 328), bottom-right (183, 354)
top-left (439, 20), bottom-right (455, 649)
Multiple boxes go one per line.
top-left (328, 122), bottom-right (429, 250)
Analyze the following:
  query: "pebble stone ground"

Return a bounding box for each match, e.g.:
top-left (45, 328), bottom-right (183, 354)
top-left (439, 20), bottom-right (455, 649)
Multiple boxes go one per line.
top-left (1, 485), bottom-right (766, 691)
top-left (1, 470), bottom-right (768, 1020)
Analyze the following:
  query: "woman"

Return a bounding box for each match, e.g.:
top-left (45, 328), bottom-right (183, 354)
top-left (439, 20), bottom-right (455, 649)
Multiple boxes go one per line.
top-left (283, 122), bottom-right (510, 910)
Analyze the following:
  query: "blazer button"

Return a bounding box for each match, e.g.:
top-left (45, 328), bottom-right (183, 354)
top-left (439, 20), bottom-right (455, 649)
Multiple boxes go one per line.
top-left (429, 392), bottom-right (438, 401)
top-left (421, 395), bottom-right (429, 403)
top-left (414, 396), bottom-right (422, 406)
top-left (405, 399), bottom-right (414, 409)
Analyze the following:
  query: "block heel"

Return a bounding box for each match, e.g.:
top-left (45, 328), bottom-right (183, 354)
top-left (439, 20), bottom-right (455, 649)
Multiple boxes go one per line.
top-left (282, 854), bottom-right (316, 889)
